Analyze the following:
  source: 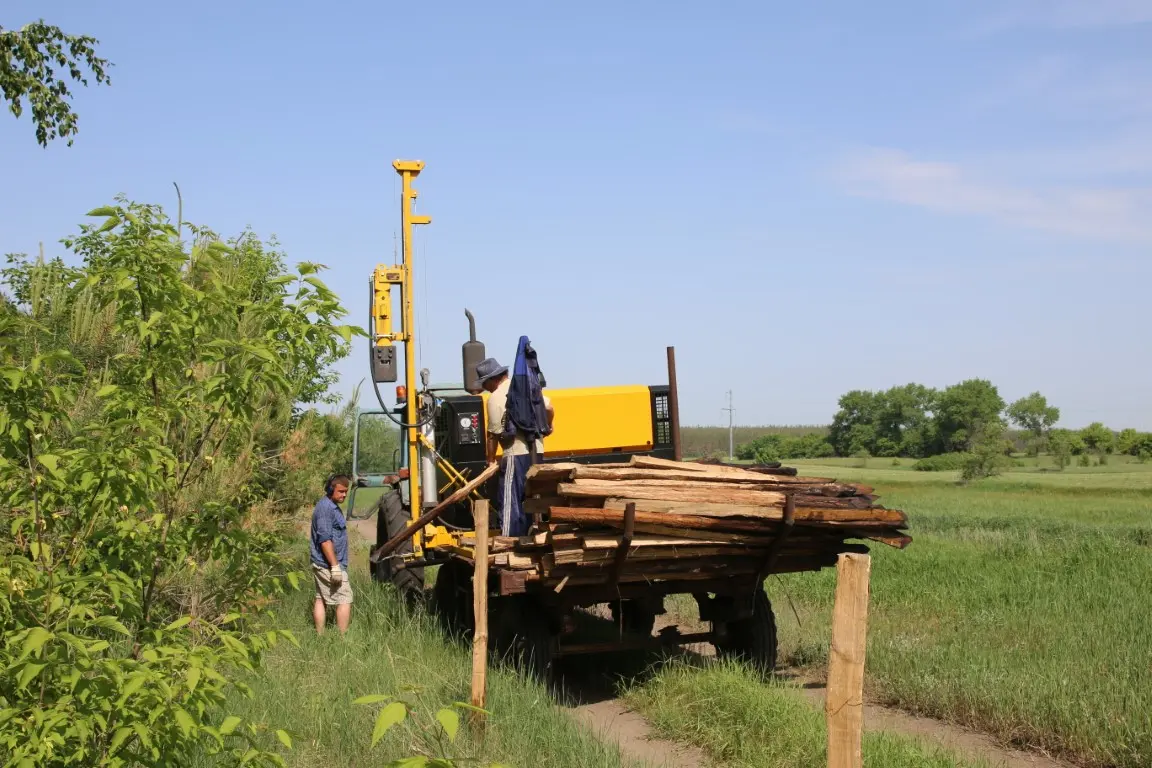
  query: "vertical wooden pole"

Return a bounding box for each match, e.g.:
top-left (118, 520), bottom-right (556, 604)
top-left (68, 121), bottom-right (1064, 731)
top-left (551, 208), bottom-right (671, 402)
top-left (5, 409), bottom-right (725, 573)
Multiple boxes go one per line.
top-left (826, 552), bottom-right (871, 768)
top-left (470, 500), bottom-right (490, 726)
top-left (666, 346), bottom-right (682, 461)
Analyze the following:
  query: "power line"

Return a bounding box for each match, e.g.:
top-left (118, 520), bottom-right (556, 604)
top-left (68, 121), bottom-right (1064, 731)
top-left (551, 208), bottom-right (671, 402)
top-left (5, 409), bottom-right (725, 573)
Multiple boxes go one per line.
top-left (722, 390), bottom-right (736, 460)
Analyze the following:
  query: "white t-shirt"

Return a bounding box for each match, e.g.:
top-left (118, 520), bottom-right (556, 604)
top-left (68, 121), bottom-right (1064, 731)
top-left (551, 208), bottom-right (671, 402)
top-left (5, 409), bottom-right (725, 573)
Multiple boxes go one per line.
top-left (487, 377), bottom-right (552, 456)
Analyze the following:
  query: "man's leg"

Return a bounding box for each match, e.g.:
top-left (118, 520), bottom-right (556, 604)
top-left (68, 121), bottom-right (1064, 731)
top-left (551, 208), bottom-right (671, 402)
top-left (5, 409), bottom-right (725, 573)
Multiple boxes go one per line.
top-left (313, 597), bottom-right (326, 633)
top-left (510, 454), bottom-right (532, 536)
top-left (335, 603), bottom-right (351, 633)
top-left (497, 453), bottom-right (515, 537)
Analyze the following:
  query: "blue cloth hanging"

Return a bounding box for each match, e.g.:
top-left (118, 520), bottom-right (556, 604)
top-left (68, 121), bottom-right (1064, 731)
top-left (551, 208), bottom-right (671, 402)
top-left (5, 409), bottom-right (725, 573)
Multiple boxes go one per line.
top-left (502, 335), bottom-right (551, 457)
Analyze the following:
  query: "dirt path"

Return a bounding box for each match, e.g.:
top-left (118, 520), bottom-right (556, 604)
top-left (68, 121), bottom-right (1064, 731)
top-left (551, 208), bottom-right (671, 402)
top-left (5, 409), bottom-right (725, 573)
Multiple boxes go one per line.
top-left (568, 699), bottom-right (709, 768)
top-left (790, 676), bottom-right (1074, 768)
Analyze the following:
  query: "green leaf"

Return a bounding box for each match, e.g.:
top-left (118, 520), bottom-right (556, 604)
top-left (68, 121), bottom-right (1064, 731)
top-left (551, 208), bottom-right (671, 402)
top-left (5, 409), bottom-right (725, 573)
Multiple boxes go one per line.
top-left (17, 663), bottom-right (46, 690)
top-left (118, 673), bottom-right (146, 703)
top-left (96, 384), bottom-right (118, 397)
top-left (285, 571), bottom-right (299, 590)
top-left (371, 702), bottom-right (407, 748)
top-left (28, 541), bottom-right (52, 564)
top-left (386, 758), bottom-right (429, 768)
top-left (451, 701), bottom-right (493, 715)
top-left (93, 616), bottom-right (131, 635)
top-left (219, 715), bottom-right (242, 735)
top-left (165, 616), bottom-right (192, 631)
top-left (353, 694), bottom-right (393, 705)
top-left (435, 708), bottom-right (460, 743)
top-left (20, 627), bottom-right (52, 661)
top-left (109, 726), bottom-right (133, 754)
top-left (186, 665), bottom-right (201, 693)
top-left (86, 206), bottom-right (118, 217)
top-left (97, 216), bottom-right (120, 233)
top-left (174, 708), bottom-right (195, 738)
top-left (275, 729), bottom-right (292, 749)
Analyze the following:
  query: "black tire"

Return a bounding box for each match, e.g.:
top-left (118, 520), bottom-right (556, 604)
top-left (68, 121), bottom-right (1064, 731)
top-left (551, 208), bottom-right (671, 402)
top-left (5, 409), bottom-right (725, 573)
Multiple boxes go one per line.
top-left (609, 599), bottom-right (657, 637)
top-left (491, 596), bottom-right (555, 684)
top-left (431, 558), bottom-right (474, 641)
top-left (372, 490), bottom-right (425, 604)
top-left (713, 586), bottom-right (778, 675)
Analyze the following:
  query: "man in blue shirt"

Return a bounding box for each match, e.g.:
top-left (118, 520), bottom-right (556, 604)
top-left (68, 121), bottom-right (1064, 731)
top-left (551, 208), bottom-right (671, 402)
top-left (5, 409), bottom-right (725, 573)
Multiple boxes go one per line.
top-left (311, 474), bottom-right (353, 633)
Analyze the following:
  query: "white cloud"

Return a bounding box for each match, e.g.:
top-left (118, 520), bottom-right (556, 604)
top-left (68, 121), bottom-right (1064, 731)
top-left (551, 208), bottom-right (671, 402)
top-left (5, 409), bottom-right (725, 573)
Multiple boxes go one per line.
top-left (982, 0), bottom-right (1152, 30)
top-left (837, 148), bottom-right (1152, 242)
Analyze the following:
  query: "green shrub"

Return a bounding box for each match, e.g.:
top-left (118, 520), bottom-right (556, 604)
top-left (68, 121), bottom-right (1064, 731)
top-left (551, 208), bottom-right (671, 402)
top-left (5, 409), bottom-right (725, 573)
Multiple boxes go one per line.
top-left (913, 453), bottom-right (972, 471)
top-left (0, 200), bottom-right (360, 766)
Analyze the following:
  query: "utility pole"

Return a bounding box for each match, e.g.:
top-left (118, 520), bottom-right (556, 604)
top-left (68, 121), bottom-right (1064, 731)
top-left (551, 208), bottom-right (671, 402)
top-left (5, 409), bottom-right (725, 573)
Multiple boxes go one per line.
top-left (722, 390), bottom-right (735, 460)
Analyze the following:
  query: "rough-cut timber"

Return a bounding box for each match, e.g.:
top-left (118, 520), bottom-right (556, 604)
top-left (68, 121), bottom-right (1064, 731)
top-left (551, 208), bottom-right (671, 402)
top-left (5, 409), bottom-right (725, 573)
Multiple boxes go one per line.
top-left (483, 455), bottom-right (908, 593)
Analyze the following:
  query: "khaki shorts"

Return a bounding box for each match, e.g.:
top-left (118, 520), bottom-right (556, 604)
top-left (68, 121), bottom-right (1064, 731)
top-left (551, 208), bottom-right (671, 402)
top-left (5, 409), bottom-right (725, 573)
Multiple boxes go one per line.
top-left (313, 564), bottom-right (354, 605)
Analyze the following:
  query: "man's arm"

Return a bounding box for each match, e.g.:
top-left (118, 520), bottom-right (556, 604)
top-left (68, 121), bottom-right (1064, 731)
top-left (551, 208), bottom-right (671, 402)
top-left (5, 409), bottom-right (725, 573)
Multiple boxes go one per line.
top-left (320, 539), bottom-right (339, 568)
top-left (314, 505), bottom-right (339, 567)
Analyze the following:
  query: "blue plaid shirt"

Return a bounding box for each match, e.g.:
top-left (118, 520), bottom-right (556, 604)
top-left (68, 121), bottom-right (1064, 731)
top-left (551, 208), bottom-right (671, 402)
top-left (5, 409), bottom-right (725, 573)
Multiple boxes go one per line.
top-left (310, 495), bottom-right (348, 569)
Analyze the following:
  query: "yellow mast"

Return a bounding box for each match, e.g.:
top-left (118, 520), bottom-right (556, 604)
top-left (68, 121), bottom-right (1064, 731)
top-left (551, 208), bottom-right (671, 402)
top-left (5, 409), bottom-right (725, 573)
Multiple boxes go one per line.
top-left (393, 160), bottom-right (431, 538)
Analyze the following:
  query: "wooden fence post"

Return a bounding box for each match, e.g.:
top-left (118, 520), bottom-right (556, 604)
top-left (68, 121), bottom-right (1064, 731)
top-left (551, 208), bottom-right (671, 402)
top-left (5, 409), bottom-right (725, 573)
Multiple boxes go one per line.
top-left (470, 500), bottom-right (490, 727)
top-left (826, 552), bottom-right (871, 768)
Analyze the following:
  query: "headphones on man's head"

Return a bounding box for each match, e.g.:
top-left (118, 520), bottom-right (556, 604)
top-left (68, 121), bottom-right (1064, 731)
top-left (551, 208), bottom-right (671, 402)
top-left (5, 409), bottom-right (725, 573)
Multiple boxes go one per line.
top-left (325, 474), bottom-right (338, 497)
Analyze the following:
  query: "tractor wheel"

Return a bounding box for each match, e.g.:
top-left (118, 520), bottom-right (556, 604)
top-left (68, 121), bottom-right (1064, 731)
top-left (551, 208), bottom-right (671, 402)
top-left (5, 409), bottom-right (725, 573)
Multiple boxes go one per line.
top-left (609, 598), bottom-right (658, 637)
top-left (491, 596), bottom-right (555, 684)
top-left (712, 586), bottom-right (778, 676)
top-left (431, 558), bottom-right (474, 641)
top-left (371, 490), bottom-right (425, 605)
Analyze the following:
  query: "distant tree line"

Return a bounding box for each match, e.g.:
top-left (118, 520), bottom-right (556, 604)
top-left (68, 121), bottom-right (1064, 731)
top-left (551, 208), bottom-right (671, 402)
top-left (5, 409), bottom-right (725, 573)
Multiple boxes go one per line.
top-left (717, 379), bottom-right (1152, 473)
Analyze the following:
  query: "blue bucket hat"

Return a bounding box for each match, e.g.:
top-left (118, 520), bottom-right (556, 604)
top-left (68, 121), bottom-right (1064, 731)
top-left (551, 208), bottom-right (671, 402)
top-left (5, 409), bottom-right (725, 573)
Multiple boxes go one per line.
top-left (475, 357), bottom-right (508, 386)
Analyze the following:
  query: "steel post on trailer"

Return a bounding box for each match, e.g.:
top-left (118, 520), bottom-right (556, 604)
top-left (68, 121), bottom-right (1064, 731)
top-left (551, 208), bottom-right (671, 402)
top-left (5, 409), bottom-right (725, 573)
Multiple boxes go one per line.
top-left (666, 346), bottom-right (681, 461)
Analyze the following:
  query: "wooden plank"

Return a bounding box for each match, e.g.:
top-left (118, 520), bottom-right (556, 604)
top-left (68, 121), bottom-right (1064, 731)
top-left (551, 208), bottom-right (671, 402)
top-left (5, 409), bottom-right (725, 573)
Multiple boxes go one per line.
top-left (826, 553), bottom-right (871, 768)
top-left (498, 569), bottom-right (528, 595)
top-left (549, 505), bottom-right (907, 533)
top-left (525, 462), bottom-right (581, 481)
top-left (470, 500), bottom-right (490, 726)
top-left (370, 462), bottom-right (500, 562)
top-left (601, 498), bottom-right (907, 526)
top-left (572, 465), bottom-right (843, 487)
top-left (560, 479), bottom-right (787, 509)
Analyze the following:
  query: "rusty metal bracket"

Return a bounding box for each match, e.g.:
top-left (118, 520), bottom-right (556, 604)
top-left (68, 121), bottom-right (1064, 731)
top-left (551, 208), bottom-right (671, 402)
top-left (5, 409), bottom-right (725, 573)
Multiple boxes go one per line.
top-left (756, 493), bottom-right (796, 582)
top-left (609, 502), bottom-right (637, 588)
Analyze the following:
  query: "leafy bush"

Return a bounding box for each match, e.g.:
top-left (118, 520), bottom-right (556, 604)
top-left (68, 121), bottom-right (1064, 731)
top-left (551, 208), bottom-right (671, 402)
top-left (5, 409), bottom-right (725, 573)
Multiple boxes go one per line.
top-left (736, 432), bottom-right (834, 464)
top-left (913, 453), bottom-right (972, 471)
top-left (0, 200), bottom-right (359, 766)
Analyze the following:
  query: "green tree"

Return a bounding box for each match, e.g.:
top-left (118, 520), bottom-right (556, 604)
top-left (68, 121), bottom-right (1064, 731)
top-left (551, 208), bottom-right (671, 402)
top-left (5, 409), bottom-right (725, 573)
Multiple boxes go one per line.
top-left (828, 390), bottom-right (881, 456)
top-left (934, 379), bottom-right (1006, 452)
top-left (960, 421), bottom-right (1012, 482)
top-left (0, 200), bottom-right (360, 766)
top-left (1079, 422), bottom-right (1115, 456)
top-left (1, 19), bottom-right (112, 146)
top-left (1005, 392), bottom-right (1060, 455)
top-left (874, 383), bottom-right (937, 457)
top-left (1048, 428), bottom-right (1083, 470)
top-left (1116, 428), bottom-right (1142, 455)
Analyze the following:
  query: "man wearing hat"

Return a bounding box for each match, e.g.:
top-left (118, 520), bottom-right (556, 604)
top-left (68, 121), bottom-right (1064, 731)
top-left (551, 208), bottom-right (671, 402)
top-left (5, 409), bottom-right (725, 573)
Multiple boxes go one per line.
top-left (477, 357), bottom-right (554, 536)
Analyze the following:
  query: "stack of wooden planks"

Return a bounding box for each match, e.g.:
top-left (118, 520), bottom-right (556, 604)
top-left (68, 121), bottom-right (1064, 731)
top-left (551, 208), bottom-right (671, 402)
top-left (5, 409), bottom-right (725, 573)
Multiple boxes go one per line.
top-left (480, 456), bottom-right (910, 590)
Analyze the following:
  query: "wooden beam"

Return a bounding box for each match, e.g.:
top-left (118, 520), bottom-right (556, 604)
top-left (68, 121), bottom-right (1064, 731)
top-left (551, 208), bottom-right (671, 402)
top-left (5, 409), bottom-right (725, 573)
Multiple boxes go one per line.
top-left (470, 500), bottom-right (490, 728)
top-left (826, 553), bottom-right (871, 768)
top-left (667, 346), bottom-right (682, 461)
top-left (369, 462), bottom-right (500, 563)
top-left (609, 502), bottom-right (636, 587)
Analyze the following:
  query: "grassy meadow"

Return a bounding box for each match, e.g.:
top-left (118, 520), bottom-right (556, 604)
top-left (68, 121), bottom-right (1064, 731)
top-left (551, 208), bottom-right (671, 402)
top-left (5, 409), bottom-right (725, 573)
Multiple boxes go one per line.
top-left (625, 661), bottom-right (986, 768)
top-left (641, 460), bottom-right (1152, 768)
top-left (191, 538), bottom-right (634, 768)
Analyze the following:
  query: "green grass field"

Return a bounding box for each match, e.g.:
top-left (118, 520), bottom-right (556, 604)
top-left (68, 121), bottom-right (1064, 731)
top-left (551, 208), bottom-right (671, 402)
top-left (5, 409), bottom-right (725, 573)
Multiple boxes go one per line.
top-left (625, 661), bottom-right (986, 767)
top-left (677, 462), bottom-right (1151, 768)
top-left (190, 540), bottom-right (633, 768)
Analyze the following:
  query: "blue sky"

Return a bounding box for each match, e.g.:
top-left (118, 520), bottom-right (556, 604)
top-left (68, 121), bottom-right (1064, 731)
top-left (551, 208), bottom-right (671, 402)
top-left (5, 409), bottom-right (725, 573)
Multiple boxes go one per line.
top-left (3, 1), bottom-right (1150, 429)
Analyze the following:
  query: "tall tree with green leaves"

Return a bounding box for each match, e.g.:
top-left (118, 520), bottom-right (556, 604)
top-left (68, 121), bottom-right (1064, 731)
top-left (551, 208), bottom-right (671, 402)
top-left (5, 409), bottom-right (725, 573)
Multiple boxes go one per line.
top-left (1005, 392), bottom-right (1060, 455)
top-left (934, 379), bottom-right (1006, 452)
top-left (1079, 422), bottom-right (1115, 457)
top-left (1, 19), bottom-right (111, 146)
